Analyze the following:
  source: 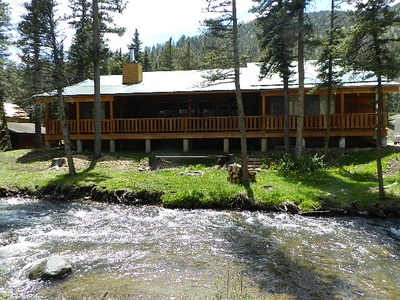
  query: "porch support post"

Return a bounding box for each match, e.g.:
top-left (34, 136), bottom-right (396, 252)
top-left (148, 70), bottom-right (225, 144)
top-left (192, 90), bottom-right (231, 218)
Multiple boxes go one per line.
top-left (110, 140), bottom-right (115, 153)
top-left (45, 140), bottom-right (51, 151)
top-left (340, 94), bottom-right (345, 113)
top-left (223, 138), bottom-right (229, 153)
top-left (77, 140), bottom-right (83, 152)
top-left (183, 139), bottom-right (189, 152)
top-left (145, 139), bottom-right (151, 153)
top-left (381, 136), bottom-right (388, 147)
top-left (339, 137), bottom-right (346, 149)
top-left (261, 138), bottom-right (267, 152)
top-left (261, 94), bottom-right (266, 116)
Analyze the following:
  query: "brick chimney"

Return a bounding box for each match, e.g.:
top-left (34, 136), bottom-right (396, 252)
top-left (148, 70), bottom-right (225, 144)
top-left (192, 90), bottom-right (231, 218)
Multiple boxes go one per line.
top-left (122, 48), bottom-right (143, 84)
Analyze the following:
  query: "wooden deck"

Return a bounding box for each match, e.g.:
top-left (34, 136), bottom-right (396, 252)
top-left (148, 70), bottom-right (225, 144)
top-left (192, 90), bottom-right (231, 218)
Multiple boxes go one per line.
top-left (44, 113), bottom-right (386, 140)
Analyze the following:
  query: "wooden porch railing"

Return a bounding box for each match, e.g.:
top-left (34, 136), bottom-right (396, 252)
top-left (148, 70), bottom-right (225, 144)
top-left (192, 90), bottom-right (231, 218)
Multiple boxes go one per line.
top-left (45, 113), bottom-right (383, 135)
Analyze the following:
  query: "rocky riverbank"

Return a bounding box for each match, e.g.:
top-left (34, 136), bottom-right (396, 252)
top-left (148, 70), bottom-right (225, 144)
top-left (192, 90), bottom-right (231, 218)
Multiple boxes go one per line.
top-left (1, 183), bottom-right (400, 218)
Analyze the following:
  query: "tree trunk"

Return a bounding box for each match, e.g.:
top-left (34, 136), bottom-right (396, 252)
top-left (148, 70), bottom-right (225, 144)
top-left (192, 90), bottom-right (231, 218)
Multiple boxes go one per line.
top-left (376, 75), bottom-right (385, 199)
top-left (48, 0), bottom-right (76, 176)
top-left (33, 102), bottom-right (43, 148)
top-left (0, 95), bottom-right (12, 151)
top-left (324, 0), bottom-right (335, 158)
top-left (372, 32), bottom-right (385, 200)
top-left (93, 0), bottom-right (102, 159)
top-left (283, 76), bottom-right (290, 153)
top-left (33, 16), bottom-right (42, 150)
top-left (56, 92), bottom-right (76, 176)
top-left (296, 3), bottom-right (305, 158)
top-left (232, 0), bottom-right (250, 187)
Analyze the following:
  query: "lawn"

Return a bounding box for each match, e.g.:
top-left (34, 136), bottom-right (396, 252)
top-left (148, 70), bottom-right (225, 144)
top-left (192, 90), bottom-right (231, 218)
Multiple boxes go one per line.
top-left (0, 147), bottom-right (399, 214)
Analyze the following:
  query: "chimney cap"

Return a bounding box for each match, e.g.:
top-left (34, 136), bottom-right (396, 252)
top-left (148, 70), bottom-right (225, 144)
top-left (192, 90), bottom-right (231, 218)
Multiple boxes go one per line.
top-left (129, 47), bottom-right (136, 63)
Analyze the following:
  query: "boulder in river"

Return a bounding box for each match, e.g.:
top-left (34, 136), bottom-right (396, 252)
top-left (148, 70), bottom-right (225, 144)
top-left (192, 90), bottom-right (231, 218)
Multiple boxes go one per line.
top-left (29, 255), bottom-right (72, 280)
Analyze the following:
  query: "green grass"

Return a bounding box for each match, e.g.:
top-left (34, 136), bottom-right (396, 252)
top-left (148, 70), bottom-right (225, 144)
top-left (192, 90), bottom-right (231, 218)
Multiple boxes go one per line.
top-left (0, 147), bottom-right (399, 212)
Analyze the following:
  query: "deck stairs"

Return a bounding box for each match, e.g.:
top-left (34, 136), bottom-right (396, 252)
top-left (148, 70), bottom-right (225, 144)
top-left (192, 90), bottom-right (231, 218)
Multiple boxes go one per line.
top-left (247, 153), bottom-right (265, 168)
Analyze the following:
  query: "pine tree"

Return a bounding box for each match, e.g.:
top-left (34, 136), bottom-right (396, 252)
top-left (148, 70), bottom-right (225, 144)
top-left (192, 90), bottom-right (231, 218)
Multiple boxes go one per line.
top-left (129, 29), bottom-right (142, 62)
top-left (67, 0), bottom-right (93, 83)
top-left (142, 48), bottom-right (152, 71)
top-left (107, 49), bottom-right (127, 75)
top-left (18, 0), bottom-right (51, 149)
top-left (314, 0), bottom-right (345, 157)
top-left (344, 0), bottom-right (400, 199)
top-left (295, 0), bottom-right (306, 158)
top-left (252, 0), bottom-right (297, 153)
top-left (0, 0), bottom-right (12, 151)
top-left (92, 0), bottom-right (126, 159)
top-left (44, 0), bottom-right (76, 175)
top-left (177, 40), bottom-right (197, 70)
top-left (202, 0), bottom-right (252, 194)
top-left (159, 37), bottom-right (175, 71)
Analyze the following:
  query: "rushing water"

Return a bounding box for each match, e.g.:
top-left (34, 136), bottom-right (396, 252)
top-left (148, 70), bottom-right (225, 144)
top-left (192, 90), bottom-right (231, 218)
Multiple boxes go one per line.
top-left (1, 197), bottom-right (400, 300)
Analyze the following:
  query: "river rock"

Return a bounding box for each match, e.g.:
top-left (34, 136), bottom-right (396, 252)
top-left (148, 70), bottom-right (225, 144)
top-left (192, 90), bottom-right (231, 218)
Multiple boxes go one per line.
top-left (277, 200), bottom-right (300, 214)
top-left (29, 255), bottom-right (72, 280)
top-left (49, 158), bottom-right (66, 170)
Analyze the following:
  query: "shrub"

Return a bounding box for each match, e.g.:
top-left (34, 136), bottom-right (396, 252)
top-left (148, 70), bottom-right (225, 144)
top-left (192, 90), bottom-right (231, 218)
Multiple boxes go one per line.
top-left (277, 153), bottom-right (325, 174)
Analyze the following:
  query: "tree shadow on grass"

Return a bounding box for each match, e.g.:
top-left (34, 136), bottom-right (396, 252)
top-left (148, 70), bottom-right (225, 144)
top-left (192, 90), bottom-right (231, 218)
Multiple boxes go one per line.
top-left (326, 146), bottom-right (400, 167)
top-left (16, 149), bottom-right (66, 163)
top-left (16, 150), bottom-right (149, 188)
top-left (45, 158), bottom-right (110, 187)
top-left (271, 148), bottom-right (400, 206)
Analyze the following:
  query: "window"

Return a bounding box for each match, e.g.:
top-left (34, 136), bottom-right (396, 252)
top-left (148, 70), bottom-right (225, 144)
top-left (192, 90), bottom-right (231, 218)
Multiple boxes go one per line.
top-left (270, 96), bottom-right (284, 116)
top-left (159, 102), bottom-right (175, 117)
top-left (270, 95), bottom-right (322, 115)
top-left (197, 101), bottom-right (214, 117)
top-left (80, 102), bottom-right (93, 119)
top-left (305, 95), bottom-right (320, 114)
top-left (218, 105), bottom-right (237, 116)
top-left (80, 102), bottom-right (107, 119)
top-left (179, 102), bottom-right (188, 117)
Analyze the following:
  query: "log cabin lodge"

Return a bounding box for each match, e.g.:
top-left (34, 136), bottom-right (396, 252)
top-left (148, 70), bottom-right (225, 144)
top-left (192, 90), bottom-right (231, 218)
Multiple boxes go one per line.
top-left (37, 60), bottom-right (399, 153)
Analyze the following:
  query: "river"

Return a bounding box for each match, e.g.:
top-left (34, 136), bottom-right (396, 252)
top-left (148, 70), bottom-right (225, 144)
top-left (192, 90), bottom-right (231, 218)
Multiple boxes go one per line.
top-left (1, 197), bottom-right (400, 299)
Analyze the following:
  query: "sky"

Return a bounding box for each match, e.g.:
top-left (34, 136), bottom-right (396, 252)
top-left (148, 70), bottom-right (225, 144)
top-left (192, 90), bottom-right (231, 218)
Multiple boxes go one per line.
top-left (4, 0), bottom-right (385, 55)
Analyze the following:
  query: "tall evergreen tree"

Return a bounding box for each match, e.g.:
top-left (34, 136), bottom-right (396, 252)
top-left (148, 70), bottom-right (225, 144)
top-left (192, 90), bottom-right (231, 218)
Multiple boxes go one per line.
top-left (295, 0), bottom-right (306, 158)
top-left (142, 48), bottom-right (152, 71)
top-left (18, 0), bottom-right (51, 149)
top-left (92, 0), bottom-right (126, 159)
top-left (202, 0), bottom-right (251, 192)
top-left (177, 40), bottom-right (197, 70)
top-left (67, 0), bottom-right (93, 83)
top-left (314, 0), bottom-right (345, 157)
top-left (159, 37), bottom-right (175, 71)
top-left (129, 28), bottom-right (142, 62)
top-left (44, 0), bottom-right (76, 175)
top-left (252, 0), bottom-right (297, 153)
top-left (0, 0), bottom-right (11, 151)
top-left (344, 0), bottom-right (400, 199)
top-left (106, 49), bottom-right (126, 75)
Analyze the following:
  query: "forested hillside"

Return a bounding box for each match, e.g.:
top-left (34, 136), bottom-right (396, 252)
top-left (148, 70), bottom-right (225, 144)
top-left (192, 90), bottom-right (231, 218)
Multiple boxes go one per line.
top-left (129, 9), bottom-right (350, 72)
top-left (123, 4), bottom-right (398, 72)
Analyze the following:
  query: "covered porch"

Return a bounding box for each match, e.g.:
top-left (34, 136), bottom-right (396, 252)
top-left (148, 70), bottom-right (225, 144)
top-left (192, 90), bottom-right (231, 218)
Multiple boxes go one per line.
top-left (43, 112), bottom-right (386, 152)
top-left (40, 79), bottom-right (396, 153)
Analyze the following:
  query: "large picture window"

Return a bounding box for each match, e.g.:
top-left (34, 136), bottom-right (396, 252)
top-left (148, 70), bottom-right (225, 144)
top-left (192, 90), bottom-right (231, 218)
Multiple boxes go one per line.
top-left (197, 101), bottom-right (214, 117)
top-left (159, 102), bottom-right (175, 117)
top-left (80, 102), bottom-right (93, 119)
top-left (270, 95), bottom-right (323, 115)
top-left (80, 102), bottom-right (108, 119)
